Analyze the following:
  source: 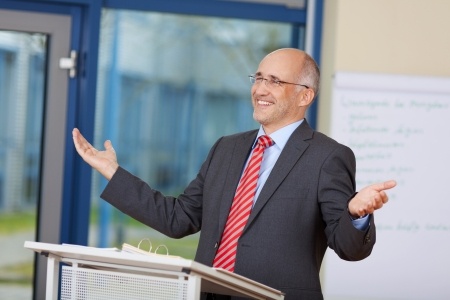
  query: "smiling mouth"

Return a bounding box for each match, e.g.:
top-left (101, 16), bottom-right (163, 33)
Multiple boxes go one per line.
top-left (257, 100), bottom-right (273, 106)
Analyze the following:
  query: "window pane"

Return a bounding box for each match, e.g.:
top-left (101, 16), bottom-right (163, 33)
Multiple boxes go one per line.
top-left (0, 30), bottom-right (46, 300)
top-left (90, 9), bottom-right (297, 258)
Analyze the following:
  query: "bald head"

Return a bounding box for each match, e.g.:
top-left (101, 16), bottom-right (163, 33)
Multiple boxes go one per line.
top-left (262, 48), bottom-right (320, 97)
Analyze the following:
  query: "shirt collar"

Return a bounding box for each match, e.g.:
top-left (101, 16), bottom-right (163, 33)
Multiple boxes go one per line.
top-left (254, 119), bottom-right (304, 150)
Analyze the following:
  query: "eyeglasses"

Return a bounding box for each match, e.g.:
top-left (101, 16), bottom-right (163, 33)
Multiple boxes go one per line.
top-left (249, 75), bottom-right (309, 89)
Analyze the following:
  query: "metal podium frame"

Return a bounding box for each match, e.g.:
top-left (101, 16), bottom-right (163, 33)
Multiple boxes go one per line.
top-left (24, 241), bottom-right (284, 300)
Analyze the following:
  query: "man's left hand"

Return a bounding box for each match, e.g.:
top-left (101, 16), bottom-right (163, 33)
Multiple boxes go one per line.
top-left (348, 180), bottom-right (397, 218)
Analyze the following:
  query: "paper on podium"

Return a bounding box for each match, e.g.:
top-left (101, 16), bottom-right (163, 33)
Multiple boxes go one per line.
top-left (121, 238), bottom-right (181, 259)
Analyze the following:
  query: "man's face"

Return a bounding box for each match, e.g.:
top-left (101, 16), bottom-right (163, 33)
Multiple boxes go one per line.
top-left (251, 50), bottom-right (306, 134)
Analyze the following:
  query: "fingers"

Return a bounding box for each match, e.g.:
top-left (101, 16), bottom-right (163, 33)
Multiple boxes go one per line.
top-left (373, 191), bottom-right (387, 209)
top-left (72, 128), bottom-right (81, 145)
top-left (72, 128), bottom-right (117, 158)
top-left (72, 128), bottom-right (85, 153)
top-left (368, 186), bottom-right (392, 209)
top-left (380, 190), bottom-right (389, 204)
top-left (372, 180), bottom-right (397, 192)
top-left (349, 180), bottom-right (396, 216)
top-left (72, 128), bottom-right (96, 156)
top-left (72, 128), bottom-right (87, 147)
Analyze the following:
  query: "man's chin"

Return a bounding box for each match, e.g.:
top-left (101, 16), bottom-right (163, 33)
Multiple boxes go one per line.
top-left (253, 117), bottom-right (269, 127)
top-left (253, 113), bottom-right (263, 125)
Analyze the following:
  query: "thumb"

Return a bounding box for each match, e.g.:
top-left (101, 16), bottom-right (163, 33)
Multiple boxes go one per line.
top-left (104, 140), bottom-right (115, 152)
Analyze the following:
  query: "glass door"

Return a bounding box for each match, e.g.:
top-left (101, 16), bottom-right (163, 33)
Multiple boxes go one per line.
top-left (0, 9), bottom-right (71, 300)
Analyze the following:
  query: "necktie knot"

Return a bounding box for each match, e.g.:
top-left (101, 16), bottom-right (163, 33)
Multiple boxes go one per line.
top-left (257, 135), bottom-right (274, 149)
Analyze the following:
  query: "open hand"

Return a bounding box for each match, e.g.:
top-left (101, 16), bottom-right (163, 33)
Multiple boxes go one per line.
top-left (72, 128), bottom-right (119, 180)
top-left (348, 180), bottom-right (397, 218)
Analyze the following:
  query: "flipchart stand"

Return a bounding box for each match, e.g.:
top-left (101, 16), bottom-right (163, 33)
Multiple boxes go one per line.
top-left (24, 241), bottom-right (284, 300)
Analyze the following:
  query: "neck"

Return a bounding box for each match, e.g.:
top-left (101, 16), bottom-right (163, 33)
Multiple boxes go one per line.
top-left (261, 119), bottom-right (304, 135)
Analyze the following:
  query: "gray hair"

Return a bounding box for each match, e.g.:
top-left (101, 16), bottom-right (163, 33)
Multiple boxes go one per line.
top-left (298, 53), bottom-right (320, 97)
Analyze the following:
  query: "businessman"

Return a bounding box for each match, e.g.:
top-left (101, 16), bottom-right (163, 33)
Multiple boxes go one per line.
top-left (73, 48), bottom-right (396, 299)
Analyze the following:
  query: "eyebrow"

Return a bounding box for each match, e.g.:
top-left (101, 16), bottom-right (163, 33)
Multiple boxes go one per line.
top-left (254, 72), bottom-right (281, 80)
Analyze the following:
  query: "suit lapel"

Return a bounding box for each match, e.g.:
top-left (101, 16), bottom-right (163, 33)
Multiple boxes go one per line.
top-left (245, 121), bottom-right (314, 229)
top-left (217, 130), bottom-right (258, 233)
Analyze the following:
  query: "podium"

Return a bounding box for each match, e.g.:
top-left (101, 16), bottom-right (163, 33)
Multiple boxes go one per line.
top-left (24, 241), bottom-right (284, 300)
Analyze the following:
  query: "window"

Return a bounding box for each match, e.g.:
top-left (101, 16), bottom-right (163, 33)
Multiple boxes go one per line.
top-left (90, 8), bottom-right (303, 258)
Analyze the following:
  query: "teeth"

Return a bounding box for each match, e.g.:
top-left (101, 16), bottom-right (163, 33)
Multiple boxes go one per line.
top-left (258, 100), bottom-right (272, 106)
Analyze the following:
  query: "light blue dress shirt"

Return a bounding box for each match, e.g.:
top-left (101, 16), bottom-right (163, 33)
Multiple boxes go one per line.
top-left (244, 120), bottom-right (369, 230)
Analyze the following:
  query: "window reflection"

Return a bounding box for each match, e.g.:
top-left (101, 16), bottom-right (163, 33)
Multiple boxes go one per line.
top-left (0, 30), bottom-right (46, 300)
top-left (91, 9), bottom-right (298, 257)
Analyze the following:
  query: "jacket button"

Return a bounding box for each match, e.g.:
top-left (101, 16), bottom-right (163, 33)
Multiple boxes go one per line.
top-left (364, 234), bottom-right (371, 244)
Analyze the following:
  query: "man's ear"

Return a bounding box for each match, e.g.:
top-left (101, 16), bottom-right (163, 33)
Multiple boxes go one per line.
top-left (299, 89), bottom-right (315, 107)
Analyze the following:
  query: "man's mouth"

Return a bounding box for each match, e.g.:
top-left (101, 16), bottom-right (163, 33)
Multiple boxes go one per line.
top-left (257, 100), bottom-right (273, 106)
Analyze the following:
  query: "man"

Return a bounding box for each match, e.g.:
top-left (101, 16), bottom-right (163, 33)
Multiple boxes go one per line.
top-left (73, 48), bottom-right (396, 299)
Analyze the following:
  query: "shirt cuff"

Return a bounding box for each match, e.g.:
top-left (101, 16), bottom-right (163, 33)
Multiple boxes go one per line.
top-left (351, 214), bottom-right (370, 231)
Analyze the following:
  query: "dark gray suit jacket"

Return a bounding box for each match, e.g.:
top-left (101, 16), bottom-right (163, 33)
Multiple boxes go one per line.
top-left (101, 120), bottom-right (375, 300)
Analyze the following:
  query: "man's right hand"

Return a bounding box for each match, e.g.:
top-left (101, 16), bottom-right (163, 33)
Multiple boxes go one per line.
top-left (72, 128), bottom-right (119, 180)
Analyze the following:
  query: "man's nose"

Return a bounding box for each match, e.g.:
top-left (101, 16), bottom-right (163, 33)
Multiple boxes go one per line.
top-left (253, 80), bottom-right (270, 94)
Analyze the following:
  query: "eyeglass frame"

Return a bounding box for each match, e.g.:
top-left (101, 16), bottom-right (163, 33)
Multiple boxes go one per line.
top-left (248, 75), bottom-right (309, 89)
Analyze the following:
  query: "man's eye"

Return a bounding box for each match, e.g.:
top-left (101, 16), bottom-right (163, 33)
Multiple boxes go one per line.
top-left (272, 79), bottom-right (281, 85)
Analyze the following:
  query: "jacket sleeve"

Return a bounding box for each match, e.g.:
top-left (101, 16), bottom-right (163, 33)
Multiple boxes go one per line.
top-left (318, 144), bottom-right (376, 261)
top-left (100, 166), bottom-right (202, 238)
top-left (100, 137), bottom-right (224, 239)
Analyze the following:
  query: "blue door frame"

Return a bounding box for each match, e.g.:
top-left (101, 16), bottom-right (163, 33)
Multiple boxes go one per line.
top-left (0, 0), bottom-right (323, 247)
top-left (0, 0), bottom-right (101, 247)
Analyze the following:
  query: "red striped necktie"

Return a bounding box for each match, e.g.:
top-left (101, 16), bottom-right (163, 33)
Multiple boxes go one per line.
top-left (213, 135), bottom-right (274, 272)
